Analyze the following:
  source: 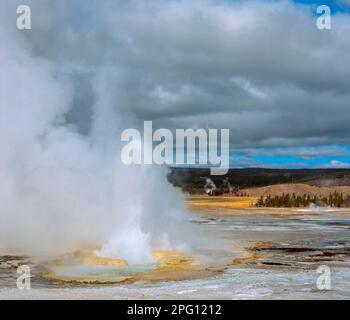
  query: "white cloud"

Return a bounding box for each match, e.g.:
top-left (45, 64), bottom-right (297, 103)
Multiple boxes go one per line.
top-left (329, 160), bottom-right (350, 168)
top-left (231, 77), bottom-right (269, 100)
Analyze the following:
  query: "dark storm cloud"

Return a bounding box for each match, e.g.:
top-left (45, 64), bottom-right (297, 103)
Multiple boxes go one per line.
top-left (13, 0), bottom-right (350, 149)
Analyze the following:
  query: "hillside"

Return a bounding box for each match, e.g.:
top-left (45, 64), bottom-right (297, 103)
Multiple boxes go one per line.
top-left (243, 183), bottom-right (350, 197)
top-left (168, 168), bottom-right (350, 194)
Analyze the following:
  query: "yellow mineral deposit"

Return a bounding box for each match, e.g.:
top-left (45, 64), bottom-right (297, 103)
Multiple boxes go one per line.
top-left (152, 250), bottom-right (198, 268)
top-left (79, 252), bottom-right (128, 267)
top-left (187, 196), bottom-right (258, 213)
top-left (43, 249), bottom-right (203, 284)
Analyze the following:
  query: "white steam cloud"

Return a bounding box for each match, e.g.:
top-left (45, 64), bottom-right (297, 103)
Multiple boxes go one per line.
top-left (0, 1), bottom-right (191, 264)
top-left (203, 178), bottom-right (216, 195)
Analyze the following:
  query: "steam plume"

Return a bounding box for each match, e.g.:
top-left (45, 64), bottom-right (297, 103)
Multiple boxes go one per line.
top-left (203, 178), bottom-right (217, 195)
top-left (0, 1), bottom-right (191, 264)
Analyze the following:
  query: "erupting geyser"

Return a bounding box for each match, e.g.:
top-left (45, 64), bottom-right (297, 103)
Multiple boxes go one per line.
top-left (0, 1), bottom-right (191, 265)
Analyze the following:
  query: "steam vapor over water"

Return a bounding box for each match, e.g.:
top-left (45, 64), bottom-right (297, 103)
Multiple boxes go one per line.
top-left (0, 1), bottom-right (191, 264)
top-left (203, 178), bottom-right (217, 195)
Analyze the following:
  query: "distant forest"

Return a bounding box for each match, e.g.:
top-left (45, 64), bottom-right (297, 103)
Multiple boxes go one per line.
top-left (255, 192), bottom-right (350, 208)
top-left (167, 168), bottom-right (350, 194)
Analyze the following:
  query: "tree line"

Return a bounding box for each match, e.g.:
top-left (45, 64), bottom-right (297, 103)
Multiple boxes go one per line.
top-left (255, 192), bottom-right (350, 208)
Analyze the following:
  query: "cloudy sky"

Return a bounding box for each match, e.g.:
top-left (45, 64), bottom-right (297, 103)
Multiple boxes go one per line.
top-left (5, 0), bottom-right (350, 169)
